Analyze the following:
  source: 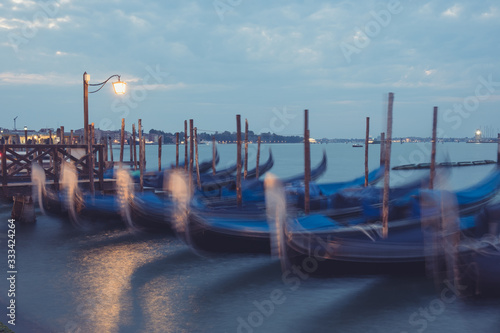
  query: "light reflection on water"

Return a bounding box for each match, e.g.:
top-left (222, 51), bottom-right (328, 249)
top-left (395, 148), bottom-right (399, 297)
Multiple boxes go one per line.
top-left (65, 233), bottom-right (191, 333)
top-left (1, 143), bottom-right (500, 332)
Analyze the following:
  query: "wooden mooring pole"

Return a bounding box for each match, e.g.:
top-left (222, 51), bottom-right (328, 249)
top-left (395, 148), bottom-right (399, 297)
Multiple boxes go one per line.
top-left (140, 137), bottom-right (145, 192)
top-left (69, 129), bottom-right (74, 156)
top-left (109, 137), bottom-right (114, 162)
top-left (189, 119), bottom-right (194, 190)
top-left (364, 117), bottom-right (370, 187)
top-left (244, 119), bottom-right (248, 179)
top-left (184, 120), bottom-right (188, 172)
top-left (91, 123), bottom-right (97, 165)
top-left (120, 118), bottom-right (125, 163)
top-left (158, 135), bottom-right (162, 172)
top-left (129, 136), bottom-right (133, 163)
top-left (103, 133), bottom-right (108, 162)
top-left (132, 123), bottom-right (137, 170)
top-left (382, 93), bottom-right (394, 238)
top-left (138, 119), bottom-right (143, 191)
top-left (11, 196), bottom-right (35, 223)
top-left (256, 136), bottom-right (261, 179)
top-left (194, 128), bottom-right (201, 189)
top-left (236, 115), bottom-right (242, 208)
top-left (304, 109), bottom-right (311, 215)
top-left (88, 124), bottom-right (95, 195)
top-left (176, 132), bottom-right (179, 168)
top-left (430, 107), bottom-right (438, 189)
top-left (380, 132), bottom-right (385, 166)
top-left (497, 133), bottom-right (500, 165)
top-left (212, 135), bottom-right (216, 175)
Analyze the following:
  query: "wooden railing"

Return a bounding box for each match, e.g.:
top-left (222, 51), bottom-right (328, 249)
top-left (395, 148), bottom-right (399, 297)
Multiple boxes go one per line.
top-left (1, 144), bottom-right (105, 193)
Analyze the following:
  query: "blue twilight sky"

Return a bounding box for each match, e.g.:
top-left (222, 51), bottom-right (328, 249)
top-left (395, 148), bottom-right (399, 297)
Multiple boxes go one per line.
top-left (1, 0), bottom-right (499, 139)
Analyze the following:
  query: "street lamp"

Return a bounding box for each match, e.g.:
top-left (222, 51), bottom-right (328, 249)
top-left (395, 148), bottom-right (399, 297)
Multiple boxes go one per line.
top-left (83, 72), bottom-right (126, 143)
top-left (24, 126), bottom-right (28, 144)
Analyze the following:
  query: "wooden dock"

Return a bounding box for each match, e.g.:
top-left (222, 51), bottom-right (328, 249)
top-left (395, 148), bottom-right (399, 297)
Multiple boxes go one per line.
top-left (1, 144), bottom-right (115, 198)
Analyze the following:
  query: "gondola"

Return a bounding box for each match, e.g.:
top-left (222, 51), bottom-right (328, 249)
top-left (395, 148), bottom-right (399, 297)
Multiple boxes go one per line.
top-left (40, 186), bottom-right (122, 220)
top-left (123, 151), bottom-right (274, 232)
top-left (285, 169), bottom-right (500, 275)
top-left (201, 151), bottom-right (327, 205)
top-left (198, 149), bottom-right (275, 193)
top-left (185, 168), bottom-right (500, 254)
top-left (102, 149), bottom-right (221, 187)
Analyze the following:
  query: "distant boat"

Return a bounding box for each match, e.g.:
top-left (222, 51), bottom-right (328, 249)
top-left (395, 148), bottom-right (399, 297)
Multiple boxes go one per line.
top-left (352, 144), bottom-right (363, 148)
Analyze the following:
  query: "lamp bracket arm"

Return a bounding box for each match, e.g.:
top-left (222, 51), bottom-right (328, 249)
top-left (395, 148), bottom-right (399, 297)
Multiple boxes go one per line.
top-left (88, 74), bottom-right (121, 94)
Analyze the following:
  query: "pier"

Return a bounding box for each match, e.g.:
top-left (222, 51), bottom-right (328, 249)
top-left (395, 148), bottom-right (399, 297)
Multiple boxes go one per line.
top-left (0, 144), bottom-right (114, 198)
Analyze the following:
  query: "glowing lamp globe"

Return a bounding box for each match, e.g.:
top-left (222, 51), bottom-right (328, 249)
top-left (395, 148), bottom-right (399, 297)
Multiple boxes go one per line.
top-left (113, 80), bottom-right (127, 95)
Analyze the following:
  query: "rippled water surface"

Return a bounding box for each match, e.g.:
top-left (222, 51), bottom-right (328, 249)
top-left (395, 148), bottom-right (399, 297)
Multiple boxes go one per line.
top-left (1, 143), bottom-right (500, 333)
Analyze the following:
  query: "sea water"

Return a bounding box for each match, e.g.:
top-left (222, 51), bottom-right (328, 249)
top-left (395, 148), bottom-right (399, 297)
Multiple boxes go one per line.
top-left (1, 143), bottom-right (500, 333)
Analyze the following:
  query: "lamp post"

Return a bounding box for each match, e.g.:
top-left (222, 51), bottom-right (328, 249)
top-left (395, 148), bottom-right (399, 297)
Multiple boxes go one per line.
top-left (83, 72), bottom-right (126, 143)
top-left (24, 126), bottom-right (28, 144)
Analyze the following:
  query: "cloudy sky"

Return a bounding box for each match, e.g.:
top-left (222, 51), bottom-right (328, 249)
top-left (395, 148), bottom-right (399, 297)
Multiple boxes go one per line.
top-left (1, 0), bottom-right (499, 139)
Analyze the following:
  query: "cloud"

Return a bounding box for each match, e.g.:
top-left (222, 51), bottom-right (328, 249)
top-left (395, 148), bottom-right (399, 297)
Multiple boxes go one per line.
top-left (0, 72), bottom-right (77, 85)
top-left (442, 4), bottom-right (462, 17)
top-left (478, 6), bottom-right (499, 19)
top-left (0, 0), bottom-right (499, 138)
